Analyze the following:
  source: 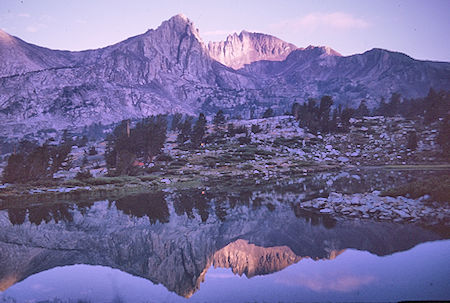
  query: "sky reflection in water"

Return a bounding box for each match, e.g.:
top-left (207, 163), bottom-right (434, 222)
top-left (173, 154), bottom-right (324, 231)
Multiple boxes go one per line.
top-left (1, 169), bottom-right (449, 302)
top-left (2, 240), bottom-right (449, 303)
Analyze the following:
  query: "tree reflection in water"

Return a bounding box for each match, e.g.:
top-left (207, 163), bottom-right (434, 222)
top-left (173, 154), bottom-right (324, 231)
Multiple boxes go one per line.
top-left (174, 189), bottom-right (210, 222)
top-left (115, 192), bottom-right (169, 224)
top-left (8, 204), bottom-right (75, 226)
top-left (7, 208), bottom-right (26, 225)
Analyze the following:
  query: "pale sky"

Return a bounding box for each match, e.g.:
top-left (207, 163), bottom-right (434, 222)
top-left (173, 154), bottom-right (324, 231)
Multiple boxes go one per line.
top-left (0, 0), bottom-right (449, 61)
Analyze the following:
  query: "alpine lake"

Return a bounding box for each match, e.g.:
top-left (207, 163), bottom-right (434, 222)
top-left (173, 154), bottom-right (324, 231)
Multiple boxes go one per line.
top-left (0, 167), bottom-right (449, 303)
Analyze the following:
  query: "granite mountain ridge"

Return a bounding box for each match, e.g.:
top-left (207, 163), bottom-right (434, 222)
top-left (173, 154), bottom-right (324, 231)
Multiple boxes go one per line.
top-left (0, 14), bottom-right (449, 131)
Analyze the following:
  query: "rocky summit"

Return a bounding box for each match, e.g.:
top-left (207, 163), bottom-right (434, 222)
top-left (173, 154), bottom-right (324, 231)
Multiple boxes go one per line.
top-left (207, 30), bottom-right (298, 69)
top-left (0, 14), bottom-right (449, 130)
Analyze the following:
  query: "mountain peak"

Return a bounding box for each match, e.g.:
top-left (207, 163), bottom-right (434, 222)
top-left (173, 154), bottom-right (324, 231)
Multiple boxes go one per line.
top-left (208, 30), bottom-right (297, 69)
top-left (0, 29), bottom-right (15, 44)
top-left (321, 46), bottom-right (342, 56)
top-left (168, 13), bottom-right (190, 24)
top-left (156, 13), bottom-right (202, 43)
top-left (304, 45), bottom-right (342, 56)
top-left (164, 13), bottom-right (198, 30)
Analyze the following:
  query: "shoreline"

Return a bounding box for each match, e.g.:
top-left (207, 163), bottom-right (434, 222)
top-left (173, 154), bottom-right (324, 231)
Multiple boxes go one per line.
top-left (0, 164), bottom-right (449, 230)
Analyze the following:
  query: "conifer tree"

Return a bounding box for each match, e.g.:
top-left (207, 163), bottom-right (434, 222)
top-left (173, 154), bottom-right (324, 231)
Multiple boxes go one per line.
top-left (213, 110), bottom-right (226, 126)
top-left (262, 108), bottom-right (274, 118)
top-left (191, 113), bottom-right (207, 147)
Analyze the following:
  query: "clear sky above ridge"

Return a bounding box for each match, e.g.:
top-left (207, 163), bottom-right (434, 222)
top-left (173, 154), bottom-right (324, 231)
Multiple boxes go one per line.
top-left (0, 0), bottom-right (449, 61)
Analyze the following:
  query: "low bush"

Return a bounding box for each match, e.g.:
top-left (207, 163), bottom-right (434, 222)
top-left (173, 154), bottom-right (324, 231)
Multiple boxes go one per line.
top-left (251, 124), bottom-right (262, 134)
top-left (205, 158), bottom-right (216, 168)
top-left (75, 170), bottom-right (93, 180)
top-left (241, 164), bottom-right (254, 170)
top-left (155, 154), bottom-right (173, 162)
top-left (145, 165), bottom-right (162, 173)
top-left (238, 136), bottom-right (251, 145)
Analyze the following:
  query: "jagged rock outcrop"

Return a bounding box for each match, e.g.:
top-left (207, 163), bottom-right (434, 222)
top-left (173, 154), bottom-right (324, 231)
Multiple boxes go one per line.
top-left (207, 31), bottom-right (298, 69)
top-left (0, 197), bottom-right (444, 297)
top-left (0, 14), bottom-right (449, 133)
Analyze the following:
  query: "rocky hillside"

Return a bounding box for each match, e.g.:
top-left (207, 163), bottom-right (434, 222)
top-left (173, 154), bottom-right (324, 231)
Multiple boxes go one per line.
top-left (0, 29), bottom-right (79, 77)
top-left (0, 15), bottom-right (255, 128)
top-left (0, 14), bottom-right (449, 131)
top-left (240, 47), bottom-right (450, 109)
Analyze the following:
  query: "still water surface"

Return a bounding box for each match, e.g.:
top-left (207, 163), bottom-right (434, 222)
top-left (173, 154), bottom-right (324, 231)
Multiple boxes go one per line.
top-left (0, 168), bottom-right (449, 302)
top-left (2, 240), bottom-right (450, 303)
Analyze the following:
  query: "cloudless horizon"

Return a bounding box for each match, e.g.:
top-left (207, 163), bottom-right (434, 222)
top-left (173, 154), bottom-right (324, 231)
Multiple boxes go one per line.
top-left (1, 0), bottom-right (449, 61)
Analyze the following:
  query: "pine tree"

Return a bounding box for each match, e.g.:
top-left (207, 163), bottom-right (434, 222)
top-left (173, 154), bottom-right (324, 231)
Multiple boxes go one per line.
top-left (191, 113), bottom-right (207, 147)
top-left (387, 93), bottom-right (401, 117)
top-left (437, 114), bottom-right (450, 157)
top-left (356, 100), bottom-right (370, 117)
top-left (376, 97), bottom-right (388, 116)
top-left (2, 153), bottom-right (25, 183)
top-left (406, 131), bottom-right (418, 150)
top-left (330, 108), bottom-right (338, 132)
top-left (171, 113), bottom-right (182, 131)
top-left (62, 129), bottom-right (74, 146)
top-left (3, 140), bottom-right (72, 183)
top-left (177, 117), bottom-right (192, 145)
top-left (213, 110), bottom-right (226, 126)
top-left (318, 96), bottom-right (333, 132)
top-left (262, 108), bottom-right (274, 118)
top-left (291, 102), bottom-right (301, 120)
top-left (104, 134), bottom-right (117, 169)
top-left (340, 107), bottom-right (355, 132)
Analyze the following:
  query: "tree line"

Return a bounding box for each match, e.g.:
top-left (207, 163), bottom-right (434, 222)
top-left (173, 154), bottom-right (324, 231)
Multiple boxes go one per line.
top-left (289, 89), bottom-right (449, 133)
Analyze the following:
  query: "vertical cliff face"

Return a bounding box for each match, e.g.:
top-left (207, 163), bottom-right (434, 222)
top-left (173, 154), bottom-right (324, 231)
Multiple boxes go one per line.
top-left (207, 31), bottom-right (298, 69)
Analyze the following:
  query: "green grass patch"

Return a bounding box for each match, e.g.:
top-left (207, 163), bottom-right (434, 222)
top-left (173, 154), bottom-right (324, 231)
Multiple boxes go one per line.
top-left (83, 176), bottom-right (141, 185)
top-left (26, 179), bottom-right (60, 187)
top-left (138, 175), bottom-right (159, 182)
top-left (62, 179), bottom-right (87, 187)
top-left (254, 149), bottom-right (275, 157)
top-left (382, 164), bottom-right (450, 171)
top-left (273, 136), bottom-right (303, 148)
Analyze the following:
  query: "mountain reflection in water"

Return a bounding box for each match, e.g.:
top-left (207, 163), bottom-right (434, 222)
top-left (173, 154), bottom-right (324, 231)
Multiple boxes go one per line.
top-left (0, 169), bottom-right (449, 302)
